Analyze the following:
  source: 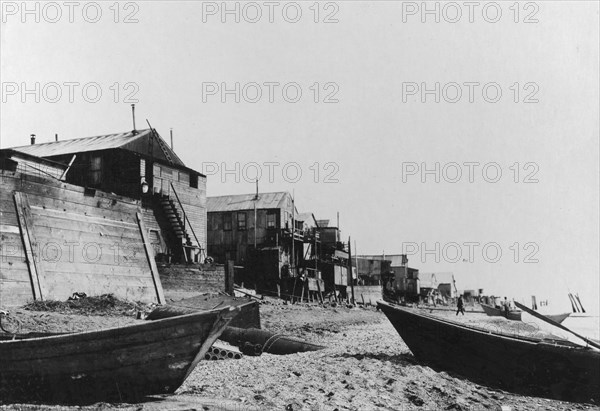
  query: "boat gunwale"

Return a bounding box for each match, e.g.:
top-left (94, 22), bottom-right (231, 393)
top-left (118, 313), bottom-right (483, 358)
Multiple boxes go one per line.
top-left (0, 307), bottom-right (233, 347)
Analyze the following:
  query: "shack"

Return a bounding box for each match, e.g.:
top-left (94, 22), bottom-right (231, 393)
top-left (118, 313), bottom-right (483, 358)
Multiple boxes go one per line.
top-left (207, 192), bottom-right (307, 295)
top-left (5, 129), bottom-right (207, 263)
top-left (0, 149), bottom-right (165, 305)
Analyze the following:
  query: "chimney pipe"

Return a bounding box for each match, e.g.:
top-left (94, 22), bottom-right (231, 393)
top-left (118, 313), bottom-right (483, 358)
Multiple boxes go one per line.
top-left (55, 133), bottom-right (58, 142)
top-left (170, 128), bottom-right (173, 150)
top-left (30, 134), bottom-right (36, 145)
top-left (131, 104), bottom-right (137, 134)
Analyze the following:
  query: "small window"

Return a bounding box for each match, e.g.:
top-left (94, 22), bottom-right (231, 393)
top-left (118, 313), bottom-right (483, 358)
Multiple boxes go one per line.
top-left (223, 213), bottom-right (232, 231)
top-left (267, 212), bottom-right (277, 229)
top-left (190, 173), bottom-right (198, 188)
top-left (237, 212), bottom-right (247, 230)
top-left (89, 155), bottom-right (102, 186)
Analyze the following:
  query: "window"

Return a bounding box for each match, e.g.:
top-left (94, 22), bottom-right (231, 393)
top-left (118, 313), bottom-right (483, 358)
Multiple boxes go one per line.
top-left (190, 173), bottom-right (198, 188)
top-left (89, 155), bottom-right (102, 186)
top-left (267, 212), bottom-right (277, 229)
top-left (237, 212), bottom-right (247, 230)
top-left (223, 213), bottom-right (232, 231)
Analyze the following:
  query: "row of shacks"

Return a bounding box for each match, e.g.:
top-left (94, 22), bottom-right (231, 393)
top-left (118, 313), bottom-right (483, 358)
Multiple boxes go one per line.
top-left (0, 128), bottom-right (463, 305)
top-left (0, 128), bottom-right (361, 304)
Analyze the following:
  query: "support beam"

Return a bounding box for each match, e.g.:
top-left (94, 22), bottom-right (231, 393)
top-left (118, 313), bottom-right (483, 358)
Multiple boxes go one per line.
top-left (137, 212), bottom-right (165, 304)
top-left (13, 192), bottom-right (43, 300)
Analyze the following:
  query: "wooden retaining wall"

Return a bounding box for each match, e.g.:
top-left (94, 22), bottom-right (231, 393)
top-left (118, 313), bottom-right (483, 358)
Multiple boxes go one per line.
top-left (0, 171), bottom-right (164, 307)
top-left (353, 285), bottom-right (383, 306)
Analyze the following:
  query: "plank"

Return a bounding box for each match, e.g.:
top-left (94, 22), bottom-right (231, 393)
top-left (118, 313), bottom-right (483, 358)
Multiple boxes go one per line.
top-left (26, 196), bottom-right (137, 225)
top-left (39, 272), bottom-right (154, 302)
top-left (3, 172), bottom-right (139, 205)
top-left (0, 224), bottom-right (20, 234)
top-left (137, 212), bottom-right (165, 304)
top-left (13, 192), bottom-right (41, 300)
top-left (31, 223), bottom-right (144, 244)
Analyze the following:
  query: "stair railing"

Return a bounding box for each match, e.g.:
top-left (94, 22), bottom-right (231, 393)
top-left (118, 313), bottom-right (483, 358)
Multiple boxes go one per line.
top-left (169, 182), bottom-right (201, 251)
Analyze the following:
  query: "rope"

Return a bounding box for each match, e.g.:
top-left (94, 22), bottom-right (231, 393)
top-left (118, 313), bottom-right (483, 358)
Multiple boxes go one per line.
top-left (260, 333), bottom-right (286, 354)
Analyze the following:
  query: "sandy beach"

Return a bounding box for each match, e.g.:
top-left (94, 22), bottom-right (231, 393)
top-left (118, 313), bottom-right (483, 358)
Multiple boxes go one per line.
top-left (1, 296), bottom-right (598, 411)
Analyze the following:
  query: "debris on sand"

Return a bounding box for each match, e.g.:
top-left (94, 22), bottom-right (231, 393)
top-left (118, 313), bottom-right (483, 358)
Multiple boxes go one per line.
top-left (22, 294), bottom-right (150, 317)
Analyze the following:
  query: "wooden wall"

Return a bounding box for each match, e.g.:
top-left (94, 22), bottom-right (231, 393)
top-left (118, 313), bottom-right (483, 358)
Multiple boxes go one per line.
top-left (0, 170), bottom-right (164, 307)
top-left (152, 163), bottom-right (207, 252)
top-left (207, 208), bottom-right (283, 264)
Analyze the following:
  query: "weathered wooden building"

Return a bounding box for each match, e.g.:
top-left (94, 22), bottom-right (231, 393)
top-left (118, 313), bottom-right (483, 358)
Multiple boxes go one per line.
top-left (0, 149), bottom-right (165, 306)
top-left (312, 219), bottom-right (351, 297)
top-left (6, 129), bottom-right (207, 262)
top-left (207, 192), bottom-right (309, 294)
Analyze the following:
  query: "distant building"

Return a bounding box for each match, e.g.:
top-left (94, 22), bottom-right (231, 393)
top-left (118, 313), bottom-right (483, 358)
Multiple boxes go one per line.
top-left (206, 192), bottom-right (351, 297)
top-left (360, 254), bottom-right (419, 300)
top-left (419, 272), bottom-right (456, 299)
top-left (207, 191), bottom-right (315, 294)
top-left (6, 129), bottom-right (206, 262)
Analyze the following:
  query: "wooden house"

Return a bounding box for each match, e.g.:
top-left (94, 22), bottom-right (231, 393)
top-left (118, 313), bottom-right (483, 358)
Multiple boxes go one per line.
top-left (6, 129), bottom-right (207, 263)
top-left (207, 192), bottom-right (305, 294)
top-left (0, 149), bottom-right (165, 306)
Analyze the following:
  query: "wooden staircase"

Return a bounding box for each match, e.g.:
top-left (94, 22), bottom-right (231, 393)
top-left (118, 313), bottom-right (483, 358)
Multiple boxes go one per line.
top-left (158, 193), bottom-right (201, 262)
top-left (159, 195), bottom-right (190, 244)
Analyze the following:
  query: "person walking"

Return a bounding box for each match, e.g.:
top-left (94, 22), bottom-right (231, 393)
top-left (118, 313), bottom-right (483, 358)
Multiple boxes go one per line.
top-left (456, 295), bottom-right (465, 315)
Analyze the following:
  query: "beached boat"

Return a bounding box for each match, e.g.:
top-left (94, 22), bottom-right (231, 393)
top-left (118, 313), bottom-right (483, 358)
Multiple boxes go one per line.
top-left (481, 303), bottom-right (522, 321)
top-left (0, 306), bottom-right (238, 404)
top-left (378, 301), bottom-right (600, 403)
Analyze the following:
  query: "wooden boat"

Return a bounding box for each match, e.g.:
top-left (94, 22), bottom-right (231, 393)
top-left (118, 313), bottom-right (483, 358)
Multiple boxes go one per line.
top-left (378, 301), bottom-right (600, 403)
top-left (481, 303), bottom-right (522, 321)
top-left (0, 306), bottom-right (238, 404)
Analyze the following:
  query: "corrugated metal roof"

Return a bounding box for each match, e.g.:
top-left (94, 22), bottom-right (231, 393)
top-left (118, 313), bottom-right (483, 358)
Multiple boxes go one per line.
top-left (8, 129), bottom-right (185, 167)
top-left (207, 192), bottom-right (294, 212)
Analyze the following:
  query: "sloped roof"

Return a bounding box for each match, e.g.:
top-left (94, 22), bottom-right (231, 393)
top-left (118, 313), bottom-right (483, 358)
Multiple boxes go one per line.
top-left (296, 212), bottom-right (318, 227)
top-left (207, 192), bottom-right (295, 212)
top-left (8, 129), bottom-right (185, 167)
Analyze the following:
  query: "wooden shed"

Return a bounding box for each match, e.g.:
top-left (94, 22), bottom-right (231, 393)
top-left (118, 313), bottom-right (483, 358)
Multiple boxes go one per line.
top-left (0, 150), bottom-right (165, 306)
top-left (6, 129), bottom-right (207, 263)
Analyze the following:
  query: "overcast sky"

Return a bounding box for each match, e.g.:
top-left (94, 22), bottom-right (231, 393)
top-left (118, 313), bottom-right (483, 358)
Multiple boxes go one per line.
top-left (1, 1), bottom-right (598, 313)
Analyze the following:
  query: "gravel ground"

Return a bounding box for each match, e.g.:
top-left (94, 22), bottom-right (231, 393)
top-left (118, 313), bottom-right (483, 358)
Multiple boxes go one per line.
top-left (1, 298), bottom-right (597, 411)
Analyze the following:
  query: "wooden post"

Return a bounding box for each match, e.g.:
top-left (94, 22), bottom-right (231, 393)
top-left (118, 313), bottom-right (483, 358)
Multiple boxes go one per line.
top-left (316, 278), bottom-right (324, 303)
top-left (13, 192), bottom-right (43, 300)
top-left (348, 236), bottom-right (355, 305)
top-left (137, 212), bottom-right (165, 304)
top-left (225, 260), bottom-right (235, 295)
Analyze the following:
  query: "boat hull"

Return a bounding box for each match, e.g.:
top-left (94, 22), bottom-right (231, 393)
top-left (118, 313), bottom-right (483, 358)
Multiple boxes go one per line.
top-left (0, 308), bottom-right (233, 404)
top-left (481, 303), bottom-right (522, 321)
top-left (378, 301), bottom-right (600, 403)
